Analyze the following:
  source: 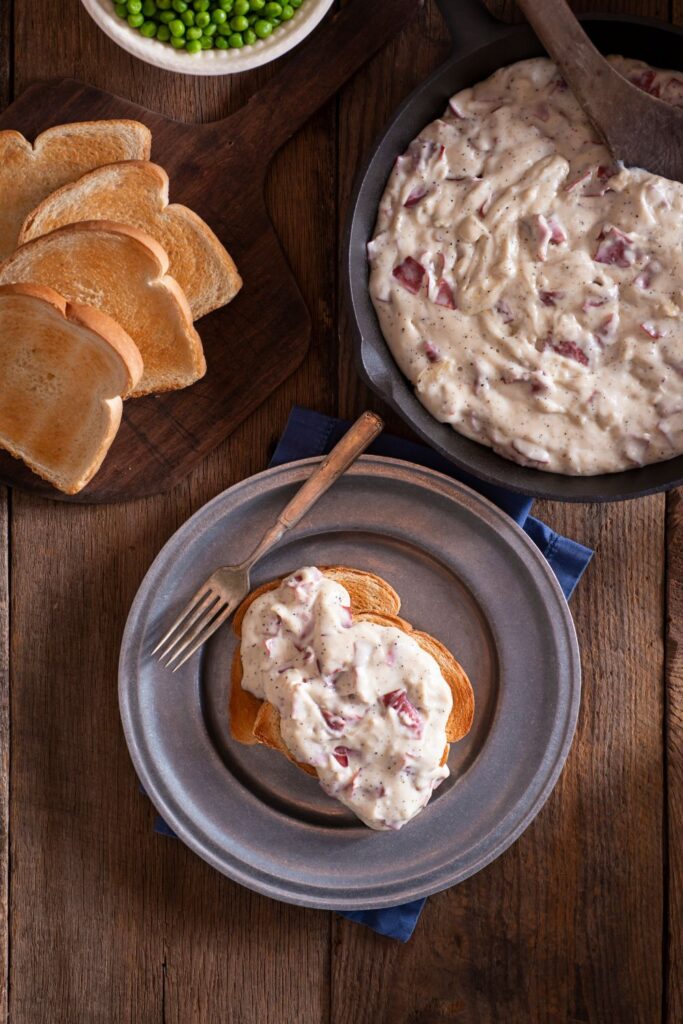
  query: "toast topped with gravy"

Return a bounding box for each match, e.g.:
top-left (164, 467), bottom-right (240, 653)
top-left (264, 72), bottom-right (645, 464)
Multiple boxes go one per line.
top-left (230, 566), bottom-right (475, 830)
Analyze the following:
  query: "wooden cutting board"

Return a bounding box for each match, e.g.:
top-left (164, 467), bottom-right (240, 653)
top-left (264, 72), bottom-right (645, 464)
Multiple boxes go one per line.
top-left (0, 0), bottom-right (417, 503)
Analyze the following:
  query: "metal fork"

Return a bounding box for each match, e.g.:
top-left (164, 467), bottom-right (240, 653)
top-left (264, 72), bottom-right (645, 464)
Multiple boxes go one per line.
top-left (153, 411), bottom-right (384, 670)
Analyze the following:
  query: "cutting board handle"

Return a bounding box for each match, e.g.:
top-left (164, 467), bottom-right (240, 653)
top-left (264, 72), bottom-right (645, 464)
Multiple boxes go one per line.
top-left (217, 0), bottom-right (421, 171)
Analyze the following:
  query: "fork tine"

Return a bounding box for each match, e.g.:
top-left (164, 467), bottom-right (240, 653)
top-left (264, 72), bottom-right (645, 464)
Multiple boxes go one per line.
top-left (159, 596), bottom-right (221, 666)
top-left (152, 586), bottom-right (216, 658)
top-left (159, 592), bottom-right (222, 663)
top-left (164, 597), bottom-right (231, 669)
top-left (170, 602), bottom-right (235, 672)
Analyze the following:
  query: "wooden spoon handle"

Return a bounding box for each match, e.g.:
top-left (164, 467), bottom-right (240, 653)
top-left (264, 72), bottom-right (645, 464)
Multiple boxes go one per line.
top-left (243, 412), bottom-right (384, 568)
top-left (223, 0), bottom-right (420, 169)
top-left (516, 0), bottom-right (614, 141)
top-left (276, 411), bottom-right (383, 529)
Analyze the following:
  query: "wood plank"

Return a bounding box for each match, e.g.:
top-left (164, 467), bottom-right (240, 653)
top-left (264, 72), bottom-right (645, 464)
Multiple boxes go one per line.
top-left (666, 488), bottom-right (683, 1023)
top-left (7, 1), bottom-right (336, 1022)
top-left (485, 0), bottom-right (669, 21)
top-left (334, 2), bottom-right (666, 1020)
top-left (337, 0), bottom-right (451, 428)
top-left (667, 2), bottom-right (683, 1013)
top-left (329, 496), bottom-right (665, 1023)
top-left (160, 77), bottom-right (339, 1024)
top-left (0, 0), bottom-right (11, 1019)
top-left (0, 490), bottom-right (8, 1024)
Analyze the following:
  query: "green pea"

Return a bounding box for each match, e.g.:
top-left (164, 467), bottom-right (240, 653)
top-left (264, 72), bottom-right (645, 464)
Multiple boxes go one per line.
top-left (120, 0), bottom-right (303, 51)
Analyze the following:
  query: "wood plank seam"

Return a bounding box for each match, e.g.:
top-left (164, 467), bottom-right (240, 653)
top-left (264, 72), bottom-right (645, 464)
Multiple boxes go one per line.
top-left (162, 955), bottom-right (167, 1024)
top-left (1, 0), bottom-right (12, 1017)
top-left (664, 490), bottom-right (672, 1024)
top-left (0, 488), bottom-right (10, 1024)
top-left (665, 487), bottom-right (683, 1023)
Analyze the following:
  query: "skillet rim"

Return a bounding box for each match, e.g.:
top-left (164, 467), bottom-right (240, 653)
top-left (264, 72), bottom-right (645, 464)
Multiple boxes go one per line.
top-left (344, 13), bottom-right (683, 503)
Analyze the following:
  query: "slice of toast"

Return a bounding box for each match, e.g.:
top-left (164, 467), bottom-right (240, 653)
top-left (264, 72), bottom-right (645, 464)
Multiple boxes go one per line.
top-left (0, 221), bottom-right (205, 397)
top-left (0, 121), bottom-right (151, 261)
top-left (0, 282), bottom-right (143, 493)
top-left (20, 161), bottom-right (242, 321)
top-left (229, 567), bottom-right (475, 778)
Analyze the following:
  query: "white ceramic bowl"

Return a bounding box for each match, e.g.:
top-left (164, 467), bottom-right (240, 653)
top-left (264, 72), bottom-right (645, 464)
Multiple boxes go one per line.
top-left (81, 0), bottom-right (334, 75)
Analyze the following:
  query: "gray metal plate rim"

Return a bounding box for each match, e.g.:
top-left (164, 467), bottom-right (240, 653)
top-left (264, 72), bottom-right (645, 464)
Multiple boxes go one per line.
top-left (119, 455), bottom-right (581, 910)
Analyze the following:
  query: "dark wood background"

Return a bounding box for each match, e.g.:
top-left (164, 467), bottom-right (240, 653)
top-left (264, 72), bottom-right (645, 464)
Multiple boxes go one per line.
top-left (1, 0), bottom-right (682, 1020)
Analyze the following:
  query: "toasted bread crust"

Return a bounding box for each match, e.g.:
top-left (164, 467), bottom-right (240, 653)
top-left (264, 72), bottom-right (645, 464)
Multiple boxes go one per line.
top-left (19, 160), bottom-right (243, 320)
top-left (0, 121), bottom-right (151, 259)
top-left (26, 120), bottom-right (151, 157)
top-left (229, 567), bottom-right (475, 777)
top-left (0, 220), bottom-right (205, 397)
top-left (0, 283), bottom-right (144, 492)
top-left (0, 281), bottom-right (144, 398)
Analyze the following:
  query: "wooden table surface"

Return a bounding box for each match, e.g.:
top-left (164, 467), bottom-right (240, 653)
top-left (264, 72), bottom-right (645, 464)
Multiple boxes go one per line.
top-left (2, 0), bottom-right (683, 1020)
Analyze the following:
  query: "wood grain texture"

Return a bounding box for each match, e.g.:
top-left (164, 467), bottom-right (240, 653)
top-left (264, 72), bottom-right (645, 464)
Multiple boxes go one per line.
top-left (667, 13), bottom-right (683, 1018)
top-left (0, 492), bottom-right (8, 1024)
top-left (666, 489), bottom-right (683, 1024)
top-left (485, 0), bottom-right (670, 21)
top-left (5, 0), bottom-right (338, 1018)
top-left (334, 2), bottom-right (668, 1022)
top-left (2, 0), bottom-right (680, 1021)
top-left (0, 0), bottom-right (417, 503)
top-left (0, 0), bottom-right (10, 1017)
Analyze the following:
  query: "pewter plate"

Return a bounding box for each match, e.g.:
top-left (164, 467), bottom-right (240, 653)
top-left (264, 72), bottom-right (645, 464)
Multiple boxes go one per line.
top-left (119, 456), bottom-right (581, 910)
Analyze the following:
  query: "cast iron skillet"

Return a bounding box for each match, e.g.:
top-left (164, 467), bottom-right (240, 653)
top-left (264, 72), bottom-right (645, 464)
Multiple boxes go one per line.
top-left (344, 0), bottom-right (683, 502)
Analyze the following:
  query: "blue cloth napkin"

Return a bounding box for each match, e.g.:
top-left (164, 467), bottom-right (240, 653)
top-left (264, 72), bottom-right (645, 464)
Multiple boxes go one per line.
top-left (152, 406), bottom-right (593, 943)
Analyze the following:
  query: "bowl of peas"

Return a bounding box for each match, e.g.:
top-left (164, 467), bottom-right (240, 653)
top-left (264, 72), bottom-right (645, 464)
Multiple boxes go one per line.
top-left (81, 0), bottom-right (333, 73)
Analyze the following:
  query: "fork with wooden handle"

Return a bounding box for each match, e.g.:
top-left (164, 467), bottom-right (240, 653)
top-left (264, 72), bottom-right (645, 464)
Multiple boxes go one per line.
top-left (153, 411), bottom-right (384, 670)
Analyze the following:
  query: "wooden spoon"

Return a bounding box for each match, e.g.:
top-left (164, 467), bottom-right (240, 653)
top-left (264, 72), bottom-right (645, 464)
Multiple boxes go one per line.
top-left (516, 0), bottom-right (683, 180)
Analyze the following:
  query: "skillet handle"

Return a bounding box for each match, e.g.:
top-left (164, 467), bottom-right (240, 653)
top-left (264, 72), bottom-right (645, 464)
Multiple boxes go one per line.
top-left (435, 0), bottom-right (504, 53)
